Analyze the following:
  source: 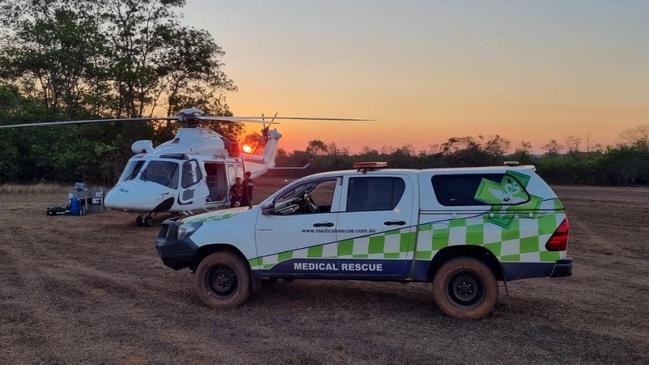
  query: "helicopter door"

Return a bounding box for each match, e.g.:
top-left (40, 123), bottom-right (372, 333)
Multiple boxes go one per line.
top-left (204, 162), bottom-right (227, 203)
top-left (178, 159), bottom-right (209, 209)
top-left (227, 164), bottom-right (239, 184)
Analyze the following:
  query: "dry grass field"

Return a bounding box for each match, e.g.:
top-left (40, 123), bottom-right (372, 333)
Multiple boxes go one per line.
top-left (1, 178), bottom-right (648, 364)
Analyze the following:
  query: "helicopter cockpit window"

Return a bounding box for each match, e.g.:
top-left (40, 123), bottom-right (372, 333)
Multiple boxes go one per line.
top-left (181, 160), bottom-right (203, 188)
top-left (120, 160), bottom-right (145, 181)
top-left (274, 178), bottom-right (337, 215)
top-left (140, 161), bottom-right (179, 189)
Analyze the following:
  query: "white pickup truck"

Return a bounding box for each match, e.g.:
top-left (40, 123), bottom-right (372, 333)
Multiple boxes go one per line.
top-left (156, 163), bottom-right (572, 319)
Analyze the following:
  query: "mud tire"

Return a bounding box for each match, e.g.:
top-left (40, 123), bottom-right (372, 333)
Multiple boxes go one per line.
top-left (194, 251), bottom-right (251, 308)
top-left (432, 257), bottom-right (498, 320)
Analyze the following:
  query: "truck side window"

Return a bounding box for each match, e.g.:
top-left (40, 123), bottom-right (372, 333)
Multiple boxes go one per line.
top-left (432, 174), bottom-right (529, 206)
top-left (275, 178), bottom-right (337, 214)
top-left (346, 177), bottom-right (405, 212)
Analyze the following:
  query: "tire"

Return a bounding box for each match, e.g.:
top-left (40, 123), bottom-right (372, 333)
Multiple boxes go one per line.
top-left (193, 251), bottom-right (251, 309)
top-left (432, 257), bottom-right (498, 320)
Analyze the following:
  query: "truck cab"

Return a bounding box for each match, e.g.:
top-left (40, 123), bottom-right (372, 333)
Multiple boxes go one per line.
top-left (156, 163), bottom-right (572, 319)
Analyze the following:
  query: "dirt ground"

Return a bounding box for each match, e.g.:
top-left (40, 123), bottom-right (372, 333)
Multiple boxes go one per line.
top-left (1, 179), bottom-right (648, 364)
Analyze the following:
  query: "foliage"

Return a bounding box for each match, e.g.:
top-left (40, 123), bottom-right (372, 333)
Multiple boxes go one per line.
top-left (276, 131), bottom-right (649, 186)
top-left (0, 0), bottom-right (237, 184)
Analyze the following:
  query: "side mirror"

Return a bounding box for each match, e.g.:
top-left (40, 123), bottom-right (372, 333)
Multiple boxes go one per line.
top-left (261, 200), bottom-right (299, 215)
top-left (261, 202), bottom-right (275, 215)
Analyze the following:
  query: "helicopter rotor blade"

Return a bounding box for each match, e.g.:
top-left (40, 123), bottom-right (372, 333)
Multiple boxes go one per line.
top-left (0, 117), bottom-right (178, 129)
top-left (0, 114), bottom-right (373, 129)
top-left (264, 116), bottom-right (372, 122)
top-left (196, 116), bottom-right (280, 124)
top-left (196, 115), bottom-right (373, 124)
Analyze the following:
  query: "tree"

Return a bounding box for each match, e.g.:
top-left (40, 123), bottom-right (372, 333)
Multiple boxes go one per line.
top-left (1, 0), bottom-right (236, 121)
top-left (361, 145), bottom-right (379, 155)
top-left (0, 0), bottom-right (238, 183)
top-left (621, 124), bottom-right (649, 149)
top-left (327, 142), bottom-right (342, 156)
top-left (306, 140), bottom-right (328, 155)
top-left (510, 141), bottom-right (534, 164)
top-left (543, 139), bottom-right (563, 155)
top-left (439, 136), bottom-right (480, 155)
top-left (0, 1), bottom-right (107, 117)
top-left (515, 141), bottom-right (532, 155)
top-left (483, 135), bottom-right (511, 157)
top-left (565, 136), bottom-right (582, 153)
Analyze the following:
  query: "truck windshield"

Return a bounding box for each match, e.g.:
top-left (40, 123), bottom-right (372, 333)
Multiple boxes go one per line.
top-left (140, 161), bottom-right (179, 189)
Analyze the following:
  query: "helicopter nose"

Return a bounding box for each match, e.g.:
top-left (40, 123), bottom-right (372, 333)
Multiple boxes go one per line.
top-left (105, 183), bottom-right (166, 211)
top-left (104, 187), bottom-right (133, 210)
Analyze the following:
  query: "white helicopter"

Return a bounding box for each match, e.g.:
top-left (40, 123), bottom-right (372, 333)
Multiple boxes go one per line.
top-left (1, 108), bottom-right (368, 226)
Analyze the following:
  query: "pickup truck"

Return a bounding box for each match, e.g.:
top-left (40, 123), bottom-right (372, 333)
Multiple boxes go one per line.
top-left (156, 163), bottom-right (572, 319)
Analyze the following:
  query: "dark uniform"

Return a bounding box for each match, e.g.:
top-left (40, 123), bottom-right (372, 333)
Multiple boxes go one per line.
top-left (241, 172), bottom-right (254, 207)
top-left (230, 178), bottom-right (243, 207)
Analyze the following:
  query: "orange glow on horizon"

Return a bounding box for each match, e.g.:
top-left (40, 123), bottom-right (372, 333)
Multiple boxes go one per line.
top-left (182, 1), bottom-right (649, 154)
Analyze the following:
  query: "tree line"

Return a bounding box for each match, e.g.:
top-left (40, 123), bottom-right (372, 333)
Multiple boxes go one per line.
top-left (0, 1), bottom-right (647, 187)
top-left (275, 128), bottom-right (649, 186)
top-left (0, 0), bottom-right (239, 185)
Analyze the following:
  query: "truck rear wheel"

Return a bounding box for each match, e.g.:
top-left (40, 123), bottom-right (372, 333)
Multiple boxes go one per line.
top-left (432, 257), bottom-right (498, 320)
top-left (194, 251), bottom-right (251, 309)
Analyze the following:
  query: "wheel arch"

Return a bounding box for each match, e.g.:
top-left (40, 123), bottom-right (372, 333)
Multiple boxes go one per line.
top-left (427, 245), bottom-right (503, 281)
top-left (193, 243), bottom-right (250, 271)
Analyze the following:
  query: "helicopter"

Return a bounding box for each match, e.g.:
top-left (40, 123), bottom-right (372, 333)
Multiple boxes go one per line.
top-left (0, 108), bottom-right (368, 226)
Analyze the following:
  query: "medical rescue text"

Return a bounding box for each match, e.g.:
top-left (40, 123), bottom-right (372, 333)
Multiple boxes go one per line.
top-left (293, 262), bottom-right (384, 272)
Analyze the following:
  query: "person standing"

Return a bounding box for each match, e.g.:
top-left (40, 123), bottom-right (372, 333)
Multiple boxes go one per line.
top-left (230, 177), bottom-right (243, 207)
top-left (242, 171), bottom-right (254, 207)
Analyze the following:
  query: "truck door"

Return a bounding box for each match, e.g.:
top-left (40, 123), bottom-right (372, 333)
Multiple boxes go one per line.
top-left (177, 159), bottom-right (209, 210)
top-left (254, 177), bottom-right (342, 275)
top-left (335, 174), bottom-right (417, 278)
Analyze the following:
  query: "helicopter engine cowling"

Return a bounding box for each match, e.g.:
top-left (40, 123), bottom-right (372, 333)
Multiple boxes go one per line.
top-left (153, 128), bottom-right (227, 156)
top-left (132, 140), bottom-right (154, 154)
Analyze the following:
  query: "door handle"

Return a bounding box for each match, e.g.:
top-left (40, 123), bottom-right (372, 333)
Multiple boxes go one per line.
top-left (313, 222), bottom-right (334, 227)
top-left (384, 220), bottom-right (406, 226)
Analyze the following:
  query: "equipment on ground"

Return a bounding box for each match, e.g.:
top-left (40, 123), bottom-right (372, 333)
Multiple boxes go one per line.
top-left (46, 206), bottom-right (68, 216)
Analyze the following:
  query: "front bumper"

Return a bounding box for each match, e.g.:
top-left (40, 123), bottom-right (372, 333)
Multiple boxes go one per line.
top-left (155, 220), bottom-right (198, 270)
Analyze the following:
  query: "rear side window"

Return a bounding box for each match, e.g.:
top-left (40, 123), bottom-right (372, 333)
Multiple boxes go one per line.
top-left (432, 174), bottom-right (530, 206)
top-left (346, 177), bottom-right (405, 212)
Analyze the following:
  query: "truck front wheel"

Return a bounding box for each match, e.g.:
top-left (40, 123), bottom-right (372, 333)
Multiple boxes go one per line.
top-left (432, 257), bottom-right (498, 320)
top-left (194, 251), bottom-right (251, 308)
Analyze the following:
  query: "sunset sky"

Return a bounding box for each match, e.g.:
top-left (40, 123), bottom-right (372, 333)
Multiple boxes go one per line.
top-left (182, 0), bottom-right (649, 152)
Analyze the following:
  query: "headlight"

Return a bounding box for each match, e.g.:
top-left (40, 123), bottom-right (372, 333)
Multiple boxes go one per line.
top-left (177, 221), bottom-right (203, 241)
